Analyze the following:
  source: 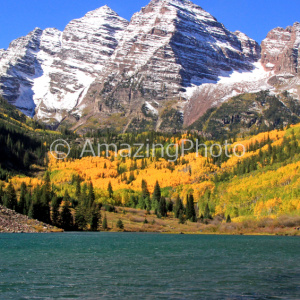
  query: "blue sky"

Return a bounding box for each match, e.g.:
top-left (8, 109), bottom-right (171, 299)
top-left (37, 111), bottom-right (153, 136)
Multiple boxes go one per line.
top-left (0, 0), bottom-right (299, 49)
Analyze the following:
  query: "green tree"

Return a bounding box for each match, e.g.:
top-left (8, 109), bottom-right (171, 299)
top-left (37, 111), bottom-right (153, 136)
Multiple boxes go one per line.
top-left (25, 192), bottom-right (32, 216)
top-left (51, 196), bottom-right (60, 227)
top-left (107, 182), bottom-right (113, 198)
top-left (226, 215), bottom-right (232, 223)
top-left (141, 179), bottom-right (150, 199)
top-left (102, 214), bottom-right (108, 230)
top-left (166, 200), bottom-right (173, 212)
top-left (90, 208), bottom-right (100, 231)
top-left (87, 182), bottom-right (95, 208)
top-left (152, 181), bottom-right (161, 212)
top-left (157, 196), bottom-right (167, 217)
top-left (43, 172), bottom-right (52, 200)
top-left (75, 176), bottom-right (81, 200)
top-left (186, 194), bottom-right (196, 222)
top-left (178, 210), bottom-right (185, 224)
top-left (203, 203), bottom-right (212, 219)
top-left (60, 192), bottom-right (73, 230)
top-left (116, 219), bottom-right (124, 230)
top-left (4, 181), bottom-right (17, 210)
top-left (145, 197), bottom-right (151, 213)
top-left (173, 196), bottom-right (184, 218)
top-left (40, 188), bottom-right (51, 224)
top-left (137, 195), bottom-right (146, 209)
top-left (17, 182), bottom-right (27, 214)
top-left (75, 205), bottom-right (87, 231)
top-left (23, 152), bottom-right (30, 168)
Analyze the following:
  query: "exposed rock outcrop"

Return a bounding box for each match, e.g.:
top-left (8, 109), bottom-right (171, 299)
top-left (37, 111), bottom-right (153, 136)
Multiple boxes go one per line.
top-left (0, 206), bottom-right (62, 233)
top-left (261, 22), bottom-right (300, 74)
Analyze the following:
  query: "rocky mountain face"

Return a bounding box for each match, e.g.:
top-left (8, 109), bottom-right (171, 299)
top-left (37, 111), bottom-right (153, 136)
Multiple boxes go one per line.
top-left (261, 22), bottom-right (300, 74)
top-left (76, 0), bottom-right (261, 132)
top-left (184, 22), bottom-right (300, 128)
top-left (0, 6), bottom-right (128, 120)
top-left (0, 0), bottom-right (299, 133)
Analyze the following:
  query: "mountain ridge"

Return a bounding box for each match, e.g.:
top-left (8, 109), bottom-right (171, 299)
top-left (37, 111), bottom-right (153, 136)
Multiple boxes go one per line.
top-left (0, 0), bottom-right (299, 133)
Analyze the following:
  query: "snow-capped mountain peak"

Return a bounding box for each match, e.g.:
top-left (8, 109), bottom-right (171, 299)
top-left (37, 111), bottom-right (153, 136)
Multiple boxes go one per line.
top-left (0, 6), bottom-right (128, 120)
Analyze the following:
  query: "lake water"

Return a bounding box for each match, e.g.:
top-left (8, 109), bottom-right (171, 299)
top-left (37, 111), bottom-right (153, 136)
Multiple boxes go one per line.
top-left (0, 233), bottom-right (299, 299)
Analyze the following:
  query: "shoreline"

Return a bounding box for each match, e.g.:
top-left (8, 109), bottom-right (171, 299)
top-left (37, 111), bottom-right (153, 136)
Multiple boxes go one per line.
top-left (1, 230), bottom-right (299, 236)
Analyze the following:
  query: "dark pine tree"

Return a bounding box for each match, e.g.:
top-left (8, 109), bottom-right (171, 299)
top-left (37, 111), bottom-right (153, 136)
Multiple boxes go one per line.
top-left (226, 215), bottom-right (232, 223)
top-left (51, 196), bottom-right (60, 227)
top-left (40, 188), bottom-right (51, 224)
top-left (75, 176), bottom-right (81, 200)
top-left (186, 194), bottom-right (196, 222)
top-left (17, 182), bottom-right (27, 214)
top-left (178, 210), bottom-right (185, 224)
top-left (60, 191), bottom-right (73, 231)
top-left (90, 208), bottom-right (100, 231)
top-left (87, 182), bottom-right (95, 208)
top-left (4, 181), bottom-right (17, 210)
top-left (157, 196), bottom-right (167, 217)
top-left (173, 196), bottom-right (184, 218)
top-left (141, 179), bottom-right (150, 199)
top-left (107, 181), bottom-right (113, 199)
top-left (116, 219), bottom-right (124, 230)
top-left (152, 181), bottom-right (161, 212)
top-left (75, 205), bottom-right (87, 231)
top-left (102, 214), bottom-right (108, 230)
top-left (203, 203), bottom-right (212, 219)
top-left (25, 192), bottom-right (32, 216)
top-left (166, 200), bottom-right (173, 212)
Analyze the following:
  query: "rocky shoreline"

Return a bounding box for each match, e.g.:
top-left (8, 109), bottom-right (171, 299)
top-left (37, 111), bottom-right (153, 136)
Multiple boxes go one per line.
top-left (0, 206), bottom-right (63, 233)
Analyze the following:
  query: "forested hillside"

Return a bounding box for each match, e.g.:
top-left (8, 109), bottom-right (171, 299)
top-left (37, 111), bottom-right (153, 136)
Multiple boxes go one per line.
top-left (0, 96), bottom-right (300, 234)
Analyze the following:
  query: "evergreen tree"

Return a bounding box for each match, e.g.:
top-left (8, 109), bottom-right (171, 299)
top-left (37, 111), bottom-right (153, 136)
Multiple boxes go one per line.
top-left (51, 196), bottom-right (60, 227)
top-left (60, 191), bottom-right (73, 230)
top-left (173, 196), bottom-right (184, 218)
top-left (116, 219), bottom-right (124, 230)
top-left (141, 179), bottom-right (150, 199)
top-left (75, 176), bottom-right (81, 200)
top-left (23, 152), bottom-right (30, 168)
top-left (166, 200), bottom-right (173, 212)
top-left (30, 186), bottom-right (43, 221)
top-left (75, 205), bottom-right (87, 231)
top-left (25, 192), bottom-right (32, 216)
top-left (40, 188), bottom-right (51, 224)
top-left (178, 210), bottom-right (185, 224)
top-left (152, 181), bottom-right (161, 212)
top-left (87, 182), bottom-right (95, 208)
top-left (17, 182), bottom-right (27, 214)
top-left (90, 208), bottom-right (100, 231)
top-left (226, 215), bottom-right (232, 223)
top-left (203, 203), bottom-right (212, 219)
top-left (186, 194), bottom-right (196, 222)
top-left (145, 197), bottom-right (151, 213)
top-left (137, 195), bottom-right (146, 209)
top-left (4, 181), bottom-right (17, 210)
top-left (157, 196), bottom-right (167, 217)
top-left (102, 214), bottom-right (108, 230)
top-left (43, 172), bottom-right (52, 200)
top-left (107, 181), bottom-right (113, 198)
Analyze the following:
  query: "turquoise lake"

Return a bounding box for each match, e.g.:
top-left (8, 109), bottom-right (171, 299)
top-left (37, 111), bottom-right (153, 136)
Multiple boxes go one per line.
top-left (0, 233), bottom-right (299, 299)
